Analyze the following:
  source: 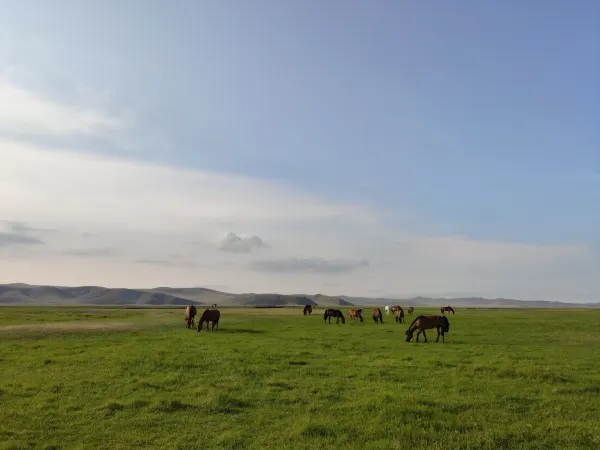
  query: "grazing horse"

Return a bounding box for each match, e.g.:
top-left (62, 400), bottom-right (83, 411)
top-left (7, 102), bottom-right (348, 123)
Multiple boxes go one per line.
top-left (407, 307), bottom-right (414, 316)
top-left (197, 308), bottom-right (220, 332)
top-left (405, 315), bottom-right (450, 343)
top-left (348, 308), bottom-right (364, 322)
top-left (391, 306), bottom-right (405, 324)
top-left (372, 308), bottom-right (384, 324)
top-left (303, 305), bottom-right (313, 316)
top-left (384, 305), bottom-right (390, 316)
top-left (185, 304), bottom-right (197, 329)
top-left (211, 303), bottom-right (217, 308)
top-left (324, 309), bottom-right (346, 324)
top-left (440, 306), bottom-right (455, 315)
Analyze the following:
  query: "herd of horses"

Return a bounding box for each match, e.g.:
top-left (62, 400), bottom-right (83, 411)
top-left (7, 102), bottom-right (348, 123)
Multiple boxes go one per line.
top-left (185, 303), bottom-right (454, 343)
top-left (322, 304), bottom-right (453, 343)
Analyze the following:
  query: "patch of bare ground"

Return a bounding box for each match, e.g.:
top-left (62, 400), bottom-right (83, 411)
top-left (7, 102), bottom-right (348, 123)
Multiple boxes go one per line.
top-left (0, 321), bottom-right (136, 333)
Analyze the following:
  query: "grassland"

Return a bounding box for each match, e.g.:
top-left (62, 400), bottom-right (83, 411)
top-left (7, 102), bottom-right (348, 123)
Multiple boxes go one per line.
top-left (1, 306), bottom-right (599, 450)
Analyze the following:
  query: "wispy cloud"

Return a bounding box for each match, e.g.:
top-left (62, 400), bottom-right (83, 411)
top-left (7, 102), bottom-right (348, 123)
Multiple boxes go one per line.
top-left (0, 232), bottom-right (43, 247)
top-left (61, 248), bottom-right (114, 258)
top-left (0, 221), bottom-right (45, 247)
top-left (0, 79), bottom-right (127, 138)
top-left (250, 257), bottom-right (369, 274)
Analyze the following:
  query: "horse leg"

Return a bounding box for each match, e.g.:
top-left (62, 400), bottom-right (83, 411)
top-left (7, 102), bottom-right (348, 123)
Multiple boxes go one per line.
top-left (422, 330), bottom-right (428, 342)
top-left (435, 327), bottom-right (440, 342)
top-left (415, 329), bottom-right (421, 342)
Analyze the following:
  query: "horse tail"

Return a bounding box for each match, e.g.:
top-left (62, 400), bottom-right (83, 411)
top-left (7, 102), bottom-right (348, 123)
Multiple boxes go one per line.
top-left (378, 308), bottom-right (383, 324)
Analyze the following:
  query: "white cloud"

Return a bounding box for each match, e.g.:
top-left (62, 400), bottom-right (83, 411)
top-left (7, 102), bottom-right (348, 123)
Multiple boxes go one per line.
top-left (0, 137), bottom-right (598, 302)
top-left (250, 257), bottom-right (369, 273)
top-left (0, 79), bottom-right (127, 137)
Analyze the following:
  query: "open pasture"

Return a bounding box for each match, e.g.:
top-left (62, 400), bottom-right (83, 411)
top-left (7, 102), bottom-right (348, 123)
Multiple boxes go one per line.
top-left (1, 306), bottom-right (600, 449)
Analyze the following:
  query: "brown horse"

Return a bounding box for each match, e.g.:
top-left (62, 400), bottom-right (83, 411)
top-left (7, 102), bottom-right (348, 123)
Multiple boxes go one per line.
top-left (391, 306), bottom-right (404, 323)
top-left (303, 305), bottom-right (313, 316)
top-left (440, 306), bottom-right (455, 315)
top-left (407, 307), bottom-right (414, 316)
top-left (348, 308), bottom-right (364, 322)
top-left (185, 304), bottom-right (197, 329)
top-left (197, 308), bottom-right (220, 332)
top-left (405, 315), bottom-right (450, 343)
top-left (372, 308), bottom-right (384, 324)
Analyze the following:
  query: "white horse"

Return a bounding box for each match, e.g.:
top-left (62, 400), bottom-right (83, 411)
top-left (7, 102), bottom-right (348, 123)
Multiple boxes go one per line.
top-left (384, 305), bottom-right (390, 315)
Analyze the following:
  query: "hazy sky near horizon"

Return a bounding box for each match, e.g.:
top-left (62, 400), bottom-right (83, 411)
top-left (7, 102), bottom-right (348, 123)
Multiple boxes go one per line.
top-left (1, 1), bottom-right (599, 301)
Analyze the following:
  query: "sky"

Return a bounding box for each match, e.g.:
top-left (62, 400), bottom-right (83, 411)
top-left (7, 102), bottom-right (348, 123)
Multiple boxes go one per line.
top-left (1, 1), bottom-right (599, 302)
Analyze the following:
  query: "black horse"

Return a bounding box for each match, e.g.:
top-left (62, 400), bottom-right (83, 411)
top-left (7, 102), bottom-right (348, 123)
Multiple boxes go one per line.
top-left (324, 309), bottom-right (346, 324)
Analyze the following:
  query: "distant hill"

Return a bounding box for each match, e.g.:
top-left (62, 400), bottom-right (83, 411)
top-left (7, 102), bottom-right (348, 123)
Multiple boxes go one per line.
top-left (310, 294), bottom-right (354, 306)
top-left (0, 283), bottom-right (598, 308)
top-left (0, 284), bottom-right (194, 306)
top-left (229, 294), bottom-right (317, 307)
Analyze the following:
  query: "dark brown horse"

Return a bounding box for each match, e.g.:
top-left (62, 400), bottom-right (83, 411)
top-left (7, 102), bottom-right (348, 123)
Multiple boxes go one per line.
top-left (407, 307), bottom-right (414, 315)
top-left (372, 308), bottom-right (384, 324)
top-left (391, 306), bottom-right (404, 323)
top-left (324, 309), bottom-right (345, 324)
top-left (440, 306), bottom-right (455, 315)
top-left (303, 305), bottom-right (313, 316)
top-left (405, 315), bottom-right (450, 343)
top-left (348, 308), bottom-right (364, 322)
top-left (185, 304), bottom-right (197, 329)
top-left (197, 308), bottom-right (220, 332)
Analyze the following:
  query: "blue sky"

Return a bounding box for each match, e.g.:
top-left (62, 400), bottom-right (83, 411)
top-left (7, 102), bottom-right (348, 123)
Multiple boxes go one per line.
top-left (0, 1), bottom-right (598, 301)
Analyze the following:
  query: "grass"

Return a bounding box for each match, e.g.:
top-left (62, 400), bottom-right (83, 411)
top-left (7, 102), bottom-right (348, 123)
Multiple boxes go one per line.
top-left (1, 306), bottom-right (600, 449)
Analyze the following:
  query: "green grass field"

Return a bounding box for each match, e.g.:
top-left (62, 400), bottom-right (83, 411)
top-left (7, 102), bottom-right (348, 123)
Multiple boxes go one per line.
top-left (1, 306), bottom-right (599, 450)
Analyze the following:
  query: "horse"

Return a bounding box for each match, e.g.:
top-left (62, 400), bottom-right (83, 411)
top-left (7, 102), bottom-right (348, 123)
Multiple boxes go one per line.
top-left (407, 307), bottom-right (414, 316)
top-left (324, 309), bottom-right (346, 324)
top-left (211, 303), bottom-right (217, 308)
top-left (303, 305), bottom-right (313, 316)
top-left (440, 306), bottom-right (455, 315)
top-left (196, 308), bottom-right (220, 332)
top-left (185, 304), bottom-right (197, 329)
top-left (405, 315), bottom-right (450, 343)
top-left (348, 308), bottom-right (364, 322)
top-left (384, 305), bottom-right (390, 316)
top-left (392, 306), bottom-right (405, 324)
top-left (372, 308), bottom-right (384, 324)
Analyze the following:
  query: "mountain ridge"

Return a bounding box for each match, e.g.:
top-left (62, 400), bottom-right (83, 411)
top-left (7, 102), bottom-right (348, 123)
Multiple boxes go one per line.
top-left (0, 283), bottom-right (598, 308)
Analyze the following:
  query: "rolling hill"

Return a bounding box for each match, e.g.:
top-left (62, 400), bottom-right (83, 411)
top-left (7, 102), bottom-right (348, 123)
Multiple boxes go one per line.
top-left (0, 283), bottom-right (598, 308)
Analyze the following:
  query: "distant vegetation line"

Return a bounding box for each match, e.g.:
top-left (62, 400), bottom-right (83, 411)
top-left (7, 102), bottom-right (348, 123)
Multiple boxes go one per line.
top-left (0, 283), bottom-right (598, 308)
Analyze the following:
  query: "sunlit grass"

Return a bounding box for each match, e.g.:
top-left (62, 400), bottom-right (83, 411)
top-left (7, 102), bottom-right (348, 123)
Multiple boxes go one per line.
top-left (1, 306), bottom-right (599, 449)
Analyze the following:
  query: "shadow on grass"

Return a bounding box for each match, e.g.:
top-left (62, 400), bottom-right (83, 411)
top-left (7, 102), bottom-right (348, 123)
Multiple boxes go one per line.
top-left (219, 328), bottom-right (265, 334)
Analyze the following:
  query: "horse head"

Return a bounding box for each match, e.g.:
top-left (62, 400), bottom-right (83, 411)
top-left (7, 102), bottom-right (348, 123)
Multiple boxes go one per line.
top-left (405, 329), bottom-right (414, 342)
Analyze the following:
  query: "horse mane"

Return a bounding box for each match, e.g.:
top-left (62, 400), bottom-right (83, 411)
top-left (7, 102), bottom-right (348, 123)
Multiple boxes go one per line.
top-left (405, 315), bottom-right (422, 333)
